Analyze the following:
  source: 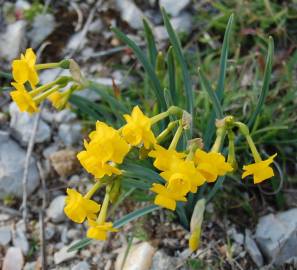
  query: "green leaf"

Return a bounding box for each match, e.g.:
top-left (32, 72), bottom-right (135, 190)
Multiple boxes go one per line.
top-left (167, 46), bottom-right (177, 105)
top-left (68, 238), bottom-right (92, 252)
top-left (111, 27), bottom-right (167, 111)
top-left (143, 18), bottom-right (158, 67)
top-left (248, 37), bottom-right (274, 128)
top-left (198, 68), bottom-right (223, 119)
top-left (161, 7), bottom-right (193, 121)
top-left (122, 178), bottom-right (152, 190)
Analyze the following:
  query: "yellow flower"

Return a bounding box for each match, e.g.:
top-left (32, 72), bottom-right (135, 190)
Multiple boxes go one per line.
top-left (64, 188), bottom-right (101, 223)
top-left (149, 145), bottom-right (186, 171)
top-left (47, 90), bottom-right (71, 110)
top-left (151, 183), bottom-right (187, 211)
top-left (10, 82), bottom-right (38, 113)
top-left (87, 219), bottom-right (118, 240)
top-left (242, 153), bottom-right (277, 184)
top-left (77, 121), bottom-right (130, 178)
top-left (12, 48), bottom-right (39, 88)
top-left (122, 106), bottom-right (156, 149)
top-left (160, 159), bottom-right (205, 193)
top-left (194, 149), bottom-right (233, 182)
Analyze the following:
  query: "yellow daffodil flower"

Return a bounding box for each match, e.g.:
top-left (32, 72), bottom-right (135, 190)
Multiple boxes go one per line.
top-left (242, 153), bottom-right (277, 184)
top-left (194, 149), bottom-right (233, 182)
top-left (64, 188), bottom-right (101, 223)
top-left (77, 121), bottom-right (130, 178)
top-left (12, 48), bottom-right (39, 88)
top-left (148, 145), bottom-right (186, 171)
top-left (151, 183), bottom-right (187, 211)
top-left (122, 106), bottom-right (156, 149)
top-left (47, 89), bottom-right (71, 110)
top-left (87, 219), bottom-right (118, 240)
top-left (10, 82), bottom-right (38, 113)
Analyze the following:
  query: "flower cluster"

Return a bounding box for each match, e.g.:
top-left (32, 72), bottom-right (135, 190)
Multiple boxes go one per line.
top-left (10, 48), bottom-right (81, 114)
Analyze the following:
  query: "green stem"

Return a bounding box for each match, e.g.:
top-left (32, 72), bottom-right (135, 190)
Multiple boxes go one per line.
top-left (84, 181), bottom-right (102, 199)
top-left (156, 120), bottom-right (179, 144)
top-left (150, 106), bottom-right (183, 125)
top-left (168, 121), bottom-right (183, 150)
top-left (35, 62), bottom-right (61, 70)
top-left (96, 186), bottom-right (111, 224)
top-left (33, 86), bottom-right (60, 103)
top-left (227, 130), bottom-right (236, 166)
top-left (246, 135), bottom-right (262, 162)
top-left (29, 81), bottom-right (58, 97)
top-left (211, 127), bottom-right (226, 152)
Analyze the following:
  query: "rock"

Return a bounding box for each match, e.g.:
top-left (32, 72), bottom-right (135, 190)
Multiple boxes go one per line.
top-left (23, 261), bottom-right (38, 270)
top-left (12, 220), bottom-right (30, 255)
top-left (160, 0), bottom-right (190, 16)
top-left (66, 31), bottom-right (88, 52)
top-left (72, 261), bottom-right (90, 270)
top-left (2, 247), bottom-right (24, 270)
top-left (154, 12), bottom-right (192, 41)
top-left (39, 69), bottom-right (70, 84)
top-left (115, 0), bottom-right (144, 29)
top-left (54, 109), bottom-right (77, 123)
top-left (228, 227), bottom-right (244, 245)
top-left (115, 242), bottom-right (155, 270)
top-left (0, 226), bottom-right (11, 246)
top-left (9, 102), bottom-right (51, 146)
top-left (0, 131), bottom-right (40, 199)
top-left (150, 250), bottom-right (178, 270)
top-left (54, 243), bottom-right (78, 264)
top-left (58, 123), bottom-right (82, 146)
top-left (28, 14), bottom-right (55, 48)
top-left (245, 229), bottom-right (264, 267)
top-left (0, 20), bottom-right (27, 62)
top-left (45, 224), bottom-right (56, 240)
top-left (47, 195), bottom-right (67, 223)
top-left (255, 208), bottom-right (297, 266)
top-left (49, 149), bottom-right (79, 177)
top-left (89, 19), bottom-right (103, 34)
top-left (43, 144), bottom-right (60, 159)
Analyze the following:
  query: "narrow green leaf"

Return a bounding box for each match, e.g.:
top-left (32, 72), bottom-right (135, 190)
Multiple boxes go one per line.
top-left (143, 18), bottom-right (158, 67)
top-left (198, 68), bottom-right (223, 119)
top-left (248, 37), bottom-right (274, 128)
top-left (167, 46), bottom-right (177, 105)
top-left (111, 27), bottom-right (167, 111)
top-left (161, 7), bottom-right (193, 121)
top-left (68, 238), bottom-right (92, 252)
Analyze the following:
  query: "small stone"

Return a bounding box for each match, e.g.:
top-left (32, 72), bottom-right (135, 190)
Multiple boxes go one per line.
top-left (9, 102), bottom-right (51, 146)
top-left (58, 123), bottom-right (82, 146)
top-left (89, 19), bottom-right (103, 34)
top-left (23, 261), bottom-right (38, 270)
top-left (2, 247), bottom-right (24, 270)
top-left (115, 0), bottom-right (144, 29)
top-left (72, 261), bottom-right (90, 270)
top-left (245, 229), bottom-right (264, 267)
top-left (43, 144), bottom-right (60, 159)
top-left (49, 149), bottom-right (79, 177)
top-left (150, 250), bottom-right (178, 270)
top-left (67, 229), bottom-right (81, 240)
top-left (0, 226), bottom-right (11, 246)
top-left (47, 195), bottom-right (67, 223)
top-left (45, 224), bottom-right (56, 240)
top-left (54, 243), bottom-right (78, 264)
top-left (228, 228), bottom-right (244, 245)
top-left (12, 221), bottom-right (29, 255)
top-left (160, 0), bottom-right (190, 16)
top-left (54, 109), bottom-right (77, 123)
top-left (115, 242), bottom-right (155, 270)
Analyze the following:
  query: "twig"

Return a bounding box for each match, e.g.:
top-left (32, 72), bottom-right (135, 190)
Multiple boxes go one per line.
top-left (37, 161), bottom-right (47, 270)
top-left (0, 205), bottom-right (22, 217)
top-left (21, 103), bottom-right (43, 231)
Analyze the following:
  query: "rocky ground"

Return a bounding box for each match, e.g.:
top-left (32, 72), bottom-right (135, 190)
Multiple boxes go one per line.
top-left (1, 0), bottom-right (297, 269)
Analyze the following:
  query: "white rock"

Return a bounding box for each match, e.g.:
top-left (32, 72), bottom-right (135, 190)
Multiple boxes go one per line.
top-left (2, 247), bottom-right (24, 270)
top-left (0, 226), bottom-right (11, 246)
top-left (150, 250), bottom-right (178, 270)
top-left (72, 261), bottom-right (90, 270)
top-left (154, 12), bottom-right (192, 41)
top-left (54, 243), bottom-right (78, 264)
top-left (58, 122), bottom-right (82, 146)
top-left (89, 19), bottom-right (103, 33)
top-left (23, 261), bottom-right (37, 270)
top-left (47, 195), bottom-right (67, 223)
top-left (255, 208), bottom-right (297, 266)
top-left (0, 20), bottom-right (27, 62)
top-left (29, 14), bottom-right (55, 48)
top-left (54, 109), bottom-right (77, 123)
top-left (9, 102), bottom-right (51, 146)
top-left (160, 0), bottom-right (190, 16)
top-left (0, 131), bottom-right (40, 199)
top-left (115, 242), bottom-right (155, 270)
top-left (66, 31), bottom-right (88, 52)
top-left (115, 0), bottom-right (144, 29)
top-left (39, 69), bottom-right (70, 84)
top-left (245, 229), bottom-right (263, 267)
top-left (12, 220), bottom-right (29, 255)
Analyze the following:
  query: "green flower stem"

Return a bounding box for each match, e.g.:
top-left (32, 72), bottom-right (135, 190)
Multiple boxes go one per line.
top-left (246, 134), bottom-right (262, 162)
top-left (35, 60), bottom-right (70, 70)
top-left (84, 181), bottom-right (102, 199)
top-left (227, 130), bottom-right (236, 167)
top-left (33, 86), bottom-right (60, 103)
top-left (96, 185), bottom-right (111, 224)
top-left (156, 120), bottom-right (179, 144)
top-left (150, 106), bottom-right (183, 125)
top-left (168, 121), bottom-right (183, 150)
top-left (29, 81), bottom-right (58, 97)
top-left (211, 127), bottom-right (226, 152)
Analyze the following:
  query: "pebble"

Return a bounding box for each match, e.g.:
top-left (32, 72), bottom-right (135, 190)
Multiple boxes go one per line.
top-left (54, 109), bottom-right (77, 124)
top-left (72, 261), bottom-right (90, 270)
top-left (58, 122), bottom-right (82, 146)
top-left (150, 250), bottom-right (178, 270)
top-left (0, 131), bottom-right (39, 199)
top-left (160, 0), bottom-right (190, 16)
top-left (12, 220), bottom-right (29, 255)
top-left (9, 102), bottom-right (51, 146)
top-left (47, 195), bottom-right (67, 223)
top-left (2, 247), bottom-right (24, 270)
top-left (0, 226), bottom-right (11, 246)
top-left (245, 229), bottom-right (264, 267)
top-left (54, 242), bottom-right (78, 264)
